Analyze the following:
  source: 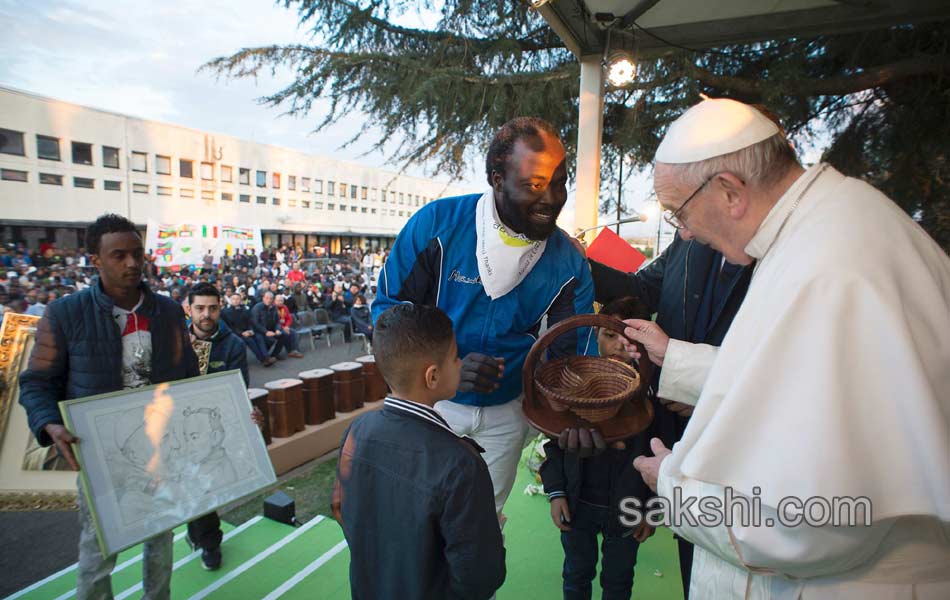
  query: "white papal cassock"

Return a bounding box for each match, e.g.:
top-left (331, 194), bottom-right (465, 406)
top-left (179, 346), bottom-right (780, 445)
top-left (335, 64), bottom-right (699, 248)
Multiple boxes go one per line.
top-left (655, 164), bottom-right (950, 599)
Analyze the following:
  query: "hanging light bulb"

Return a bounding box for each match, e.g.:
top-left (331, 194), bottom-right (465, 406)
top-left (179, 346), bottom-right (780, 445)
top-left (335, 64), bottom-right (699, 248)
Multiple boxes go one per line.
top-left (605, 50), bottom-right (636, 87)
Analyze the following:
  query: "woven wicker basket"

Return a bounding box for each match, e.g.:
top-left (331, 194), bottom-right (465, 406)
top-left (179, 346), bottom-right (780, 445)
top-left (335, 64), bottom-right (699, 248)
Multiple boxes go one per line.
top-left (524, 314), bottom-right (644, 423)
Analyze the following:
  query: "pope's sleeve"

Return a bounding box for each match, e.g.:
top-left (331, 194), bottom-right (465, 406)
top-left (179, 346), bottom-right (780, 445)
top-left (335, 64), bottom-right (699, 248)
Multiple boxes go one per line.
top-left (372, 207), bottom-right (439, 324)
top-left (658, 444), bottom-right (895, 579)
top-left (656, 340), bottom-right (718, 406)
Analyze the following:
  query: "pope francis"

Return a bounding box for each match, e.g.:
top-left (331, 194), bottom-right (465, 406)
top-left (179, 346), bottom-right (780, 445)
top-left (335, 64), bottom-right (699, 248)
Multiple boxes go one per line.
top-left (627, 98), bottom-right (950, 599)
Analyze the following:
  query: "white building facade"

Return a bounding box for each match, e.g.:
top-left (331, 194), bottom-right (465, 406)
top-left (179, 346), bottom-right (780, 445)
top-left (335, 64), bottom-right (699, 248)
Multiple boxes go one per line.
top-left (0, 86), bottom-right (471, 254)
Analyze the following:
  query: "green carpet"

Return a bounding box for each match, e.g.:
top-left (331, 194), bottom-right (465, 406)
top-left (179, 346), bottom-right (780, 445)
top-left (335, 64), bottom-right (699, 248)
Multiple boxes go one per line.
top-left (11, 451), bottom-right (684, 599)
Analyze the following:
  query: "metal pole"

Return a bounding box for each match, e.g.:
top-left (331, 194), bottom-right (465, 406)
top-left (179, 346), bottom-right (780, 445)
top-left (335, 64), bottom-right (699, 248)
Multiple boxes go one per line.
top-left (656, 212), bottom-right (662, 256)
top-left (616, 150), bottom-right (623, 234)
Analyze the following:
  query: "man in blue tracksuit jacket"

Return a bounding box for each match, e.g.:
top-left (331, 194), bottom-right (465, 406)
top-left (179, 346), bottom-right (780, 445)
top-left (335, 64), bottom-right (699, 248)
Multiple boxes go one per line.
top-left (372, 117), bottom-right (596, 522)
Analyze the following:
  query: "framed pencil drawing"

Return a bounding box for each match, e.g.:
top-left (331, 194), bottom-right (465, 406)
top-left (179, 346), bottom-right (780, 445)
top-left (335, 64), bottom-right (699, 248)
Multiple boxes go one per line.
top-left (61, 370), bottom-right (276, 555)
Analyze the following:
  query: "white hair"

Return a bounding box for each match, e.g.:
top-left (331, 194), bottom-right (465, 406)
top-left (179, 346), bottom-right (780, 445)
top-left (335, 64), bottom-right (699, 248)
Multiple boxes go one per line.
top-left (661, 132), bottom-right (799, 190)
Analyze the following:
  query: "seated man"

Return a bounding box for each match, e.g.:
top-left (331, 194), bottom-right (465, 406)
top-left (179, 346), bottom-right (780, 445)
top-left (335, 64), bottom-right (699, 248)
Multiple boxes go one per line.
top-left (222, 292), bottom-right (275, 366)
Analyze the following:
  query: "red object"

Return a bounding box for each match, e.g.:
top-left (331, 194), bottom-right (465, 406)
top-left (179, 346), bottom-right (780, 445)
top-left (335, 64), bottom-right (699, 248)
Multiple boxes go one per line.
top-left (287, 269), bottom-right (306, 283)
top-left (586, 227), bottom-right (647, 273)
top-left (277, 304), bottom-right (293, 328)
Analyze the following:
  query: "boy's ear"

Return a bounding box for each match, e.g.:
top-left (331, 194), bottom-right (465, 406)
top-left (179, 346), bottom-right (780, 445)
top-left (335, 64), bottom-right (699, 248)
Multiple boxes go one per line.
top-left (424, 364), bottom-right (439, 390)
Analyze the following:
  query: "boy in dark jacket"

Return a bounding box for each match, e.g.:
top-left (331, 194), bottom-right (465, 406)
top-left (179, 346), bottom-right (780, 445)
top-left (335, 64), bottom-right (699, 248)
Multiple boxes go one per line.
top-left (332, 304), bottom-right (505, 599)
top-left (540, 296), bottom-right (657, 600)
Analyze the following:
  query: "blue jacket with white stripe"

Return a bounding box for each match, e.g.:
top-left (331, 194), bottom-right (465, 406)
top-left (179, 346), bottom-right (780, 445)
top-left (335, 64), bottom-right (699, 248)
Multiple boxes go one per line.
top-left (372, 193), bottom-right (596, 407)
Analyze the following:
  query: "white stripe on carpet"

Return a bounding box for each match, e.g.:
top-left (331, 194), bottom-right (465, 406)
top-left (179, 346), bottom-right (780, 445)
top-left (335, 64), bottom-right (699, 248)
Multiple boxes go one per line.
top-left (113, 516), bottom-right (263, 600)
top-left (260, 539), bottom-right (348, 600)
top-left (186, 516), bottom-right (325, 600)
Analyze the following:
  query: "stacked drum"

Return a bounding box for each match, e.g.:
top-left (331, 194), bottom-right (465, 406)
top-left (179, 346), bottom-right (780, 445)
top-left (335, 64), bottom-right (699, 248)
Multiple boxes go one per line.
top-left (247, 387), bottom-right (271, 445)
top-left (356, 354), bottom-right (388, 403)
top-left (329, 361), bottom-right (364, 413)
top-left (264, 378), bottom-right (305, 438)
top-left (298, 368), bottom-right (336, 425)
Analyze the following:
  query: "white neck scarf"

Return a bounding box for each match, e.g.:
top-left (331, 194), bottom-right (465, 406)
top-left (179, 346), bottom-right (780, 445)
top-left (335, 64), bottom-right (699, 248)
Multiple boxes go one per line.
top-left (474, 192), bottom-right (547, 300)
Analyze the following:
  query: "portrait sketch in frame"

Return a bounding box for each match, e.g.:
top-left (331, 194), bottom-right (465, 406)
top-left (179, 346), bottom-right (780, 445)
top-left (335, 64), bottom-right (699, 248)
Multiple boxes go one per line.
top-left (61, 370), bottom-right (276, 556)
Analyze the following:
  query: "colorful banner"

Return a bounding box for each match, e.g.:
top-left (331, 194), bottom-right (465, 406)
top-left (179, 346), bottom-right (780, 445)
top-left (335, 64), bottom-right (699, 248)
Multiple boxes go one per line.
top-left (145, 221), bottom-right (263, 267)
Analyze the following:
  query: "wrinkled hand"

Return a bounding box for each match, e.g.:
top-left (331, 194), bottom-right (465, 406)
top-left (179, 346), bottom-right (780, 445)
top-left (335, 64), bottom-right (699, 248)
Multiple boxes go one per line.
top-left (633, 521), bottom-right (656, 543)
top-left (622, 319), bottom-right (670, 367)
top-left (633, 438), bottom-right (672, 493)
top-left (44, 423), bottom-right (80, 471)
top-left (242, 330), bottom-right (254, 338)
top-left (458, 353), bottom-right (504, 394)
top-left (250, 408), bottom-right (264, 428)
top-left (550, 497), bottom-right (572, 532)
top-left (557, 428), bottom-right (617, 457)
top-left (659, 398), bottom-right (694, 417)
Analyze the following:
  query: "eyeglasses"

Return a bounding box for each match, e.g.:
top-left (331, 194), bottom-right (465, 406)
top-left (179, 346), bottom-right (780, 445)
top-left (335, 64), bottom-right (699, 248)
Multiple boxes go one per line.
top-left (662, 174), bottom-right (717, 230)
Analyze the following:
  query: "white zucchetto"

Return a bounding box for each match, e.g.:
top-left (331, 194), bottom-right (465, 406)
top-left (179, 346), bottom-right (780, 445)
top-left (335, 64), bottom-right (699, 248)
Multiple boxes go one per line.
top-left (655, 98), bottom-right (780, 164)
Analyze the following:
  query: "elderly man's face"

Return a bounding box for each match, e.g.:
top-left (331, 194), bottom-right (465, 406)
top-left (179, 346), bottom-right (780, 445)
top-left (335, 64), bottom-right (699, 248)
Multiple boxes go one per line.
top-left (654, 165), bottom-right (753, 265)
top-left (493, 132), bottom-right (568, 241)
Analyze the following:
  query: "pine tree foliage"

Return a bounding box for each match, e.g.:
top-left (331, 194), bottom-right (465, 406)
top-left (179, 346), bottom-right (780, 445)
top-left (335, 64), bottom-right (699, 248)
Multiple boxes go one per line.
top-left (204, 1), bottom-right (950, 251)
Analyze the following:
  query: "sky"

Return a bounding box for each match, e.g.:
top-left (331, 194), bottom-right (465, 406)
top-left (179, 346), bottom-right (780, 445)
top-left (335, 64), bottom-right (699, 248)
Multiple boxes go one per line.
top-left (1, 0), bottom-right (823, 245)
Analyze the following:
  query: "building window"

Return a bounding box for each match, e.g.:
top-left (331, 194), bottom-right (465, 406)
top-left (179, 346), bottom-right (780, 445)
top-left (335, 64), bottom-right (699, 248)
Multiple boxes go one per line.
top-left (102, 146), bottom-right (120, 169)
top-left (288, 198), bottom-right (297, 208)
top-left (239, 194), bottom-right (250, 203)
top-left (361, 207), bottom-right (368, 213)
top-left (339, 204), bottom-right (346, 212)
top-left (339, 183), bottom-right (347, 198)
top-left (157, 186), bottom-right (172, 196)
top-left (240, 167), bottom-right (250, 185)
top-left (371, 188), bottom-right (377, 201)
top-left (256, 170), bottom-right (266, 187)
top-left (0, 129), bottom-right (25, 156)
top-left (105, 180), bottom-right (122, 191)
top-left (272, 197), bottom-right (280, 206)
top-left (133, 183), bottom-right (149, 194)
top-left (37, 135), bottom-right (60, 161)
top-left (415, 195), bottom-right (420, 206)
top-left (74, 177), bottom-right (94, 189)
top-left (1, 169), bottom-right (28, 182)
top-left (272, 173), bottom-right (280, 189)
top-left (399, 193), bottom-right (404, 204)
top-left (327, 181), bottom-right (335, 195)
top-left (350, 205), bottom-right (357, 212)
top-left (201, 162), bottom-right (214, 181)
top-left (156, 155), bottom-right (171, 175)
top-left (390, 191), bottom-right (396, 203)
top-left (351, 186), bottom-right (357, 199)
top-left (301, 177), bottom-right (310, 192)
top-left (180, 188), bottom-right (194, 198)
top-left (314, 201), bottom-right (324, 209)
top-left (399, 210), bottom-right (405, 217)
top-left (131, 151), bottom-right (147, 172)
top-left (361, 186), bottom-right (368, 200)
top-left (288, 175), bottom-right (296, 191)
top-left (256, 196), bottom-right (266, 204)
top-left (314, 179), bottom-right (323, 194)
top-left (222, 192), bottom-right (233, 201)
top-left (221, 165), bottom-right (232, 183)
top-left (371, 208), bottom-right (377, 214)
top-left (39, 173), bottom-right (63, 185)
top-left (72, 142), bottom-right (93, 165)
top-left (301, 200), bottom-right (310, 209)
top-left (180, 159), bottom-right (194, 178)
top-left (202, 189), bottom-right (214, 200)
top-left (327, 203), bottom-right (335, 210)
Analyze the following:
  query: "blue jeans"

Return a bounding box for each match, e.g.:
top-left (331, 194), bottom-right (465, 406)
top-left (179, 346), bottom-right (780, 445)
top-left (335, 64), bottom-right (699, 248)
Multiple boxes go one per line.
top-left (242, 333), bottom-right (269, 363)
top-left (560, 500), bottom-right (641, 600)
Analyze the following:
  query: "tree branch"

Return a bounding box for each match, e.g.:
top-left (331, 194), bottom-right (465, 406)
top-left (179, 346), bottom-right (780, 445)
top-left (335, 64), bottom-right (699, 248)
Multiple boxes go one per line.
top-left (687, 55), bottom-right (950, 97)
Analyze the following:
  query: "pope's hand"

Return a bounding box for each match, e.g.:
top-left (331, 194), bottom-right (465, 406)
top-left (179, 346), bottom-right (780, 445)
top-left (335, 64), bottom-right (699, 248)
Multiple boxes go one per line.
top-left (632, 437), bottom-right (672, 493)
top-left (622, 319), bottom-right (670, 366)
top-left (458, 353), bottom-right (505, 394)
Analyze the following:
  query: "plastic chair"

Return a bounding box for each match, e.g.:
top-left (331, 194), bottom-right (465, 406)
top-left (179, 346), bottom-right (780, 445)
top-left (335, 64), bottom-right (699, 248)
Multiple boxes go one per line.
top-left (314, 308), bottom-right (346, 346)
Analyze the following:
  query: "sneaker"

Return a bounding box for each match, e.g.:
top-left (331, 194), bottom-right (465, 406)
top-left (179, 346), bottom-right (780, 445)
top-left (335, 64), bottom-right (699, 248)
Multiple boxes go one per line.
top-left (288, 351), bottom-right (304, 358)
top-left (200, 547), bottom-right (222, 571)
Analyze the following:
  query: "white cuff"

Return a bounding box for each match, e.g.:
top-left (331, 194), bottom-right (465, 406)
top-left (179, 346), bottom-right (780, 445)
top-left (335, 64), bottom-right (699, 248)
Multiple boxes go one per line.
top-left (656, 340), bottom-right (718, 406)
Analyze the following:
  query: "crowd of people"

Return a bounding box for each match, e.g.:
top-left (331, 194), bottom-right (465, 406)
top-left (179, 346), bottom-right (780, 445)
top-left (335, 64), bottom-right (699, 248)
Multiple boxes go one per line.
top-left (1, 242), bottom-right (385, 361)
